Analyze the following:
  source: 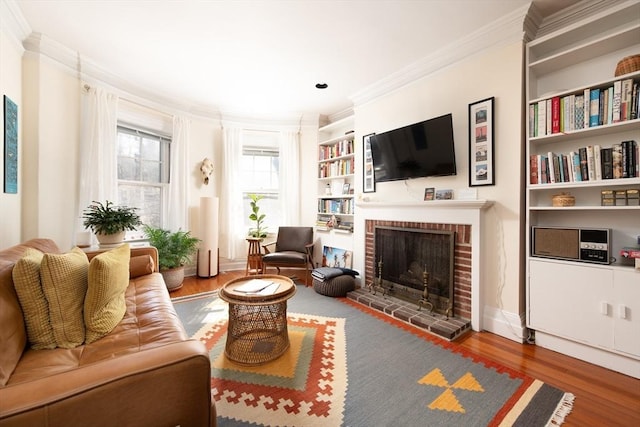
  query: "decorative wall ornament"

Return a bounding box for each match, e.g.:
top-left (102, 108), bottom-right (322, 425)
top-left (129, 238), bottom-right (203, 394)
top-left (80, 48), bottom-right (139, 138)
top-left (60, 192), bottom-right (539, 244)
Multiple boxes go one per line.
top-left (200, 157), bottom-right (214, 185)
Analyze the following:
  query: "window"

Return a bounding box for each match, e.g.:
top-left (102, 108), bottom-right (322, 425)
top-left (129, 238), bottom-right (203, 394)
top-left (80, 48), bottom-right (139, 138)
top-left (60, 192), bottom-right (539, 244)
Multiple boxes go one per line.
top-left (240, 131), bottom-right (281, 232)
top-left (116, 125), bottom-right (170, 229)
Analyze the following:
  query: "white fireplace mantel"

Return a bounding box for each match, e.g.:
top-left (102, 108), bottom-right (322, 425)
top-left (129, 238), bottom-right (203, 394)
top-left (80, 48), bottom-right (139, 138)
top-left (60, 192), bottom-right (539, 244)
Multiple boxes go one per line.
top-left (354, 199), bottom-right (494, 331)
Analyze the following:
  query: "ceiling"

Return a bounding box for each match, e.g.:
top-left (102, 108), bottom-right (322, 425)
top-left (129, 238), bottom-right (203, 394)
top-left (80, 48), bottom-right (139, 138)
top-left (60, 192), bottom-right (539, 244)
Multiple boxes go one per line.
top-left (13, 0), bottom-right (580, 119)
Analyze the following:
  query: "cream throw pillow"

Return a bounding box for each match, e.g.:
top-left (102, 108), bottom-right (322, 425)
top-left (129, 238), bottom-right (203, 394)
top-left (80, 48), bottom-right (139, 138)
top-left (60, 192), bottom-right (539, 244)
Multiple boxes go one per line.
top-left (12, 248), bottom-right (57, 350)
top-left (41, 247), bottom-right (89, 348)
top-left (84, 244), bottom-right (130, 344)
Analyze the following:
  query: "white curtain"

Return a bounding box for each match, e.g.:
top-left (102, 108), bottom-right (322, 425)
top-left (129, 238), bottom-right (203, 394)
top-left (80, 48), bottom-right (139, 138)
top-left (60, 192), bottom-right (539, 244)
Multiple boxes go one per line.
top-left (279, 130), bottom-right (300, 225)
top-left (77, 86), bottom-right (119, 245)
top-left (166, 116), bottom-right (189, 231)
top-left (221, 125), bottom-right (245, 260)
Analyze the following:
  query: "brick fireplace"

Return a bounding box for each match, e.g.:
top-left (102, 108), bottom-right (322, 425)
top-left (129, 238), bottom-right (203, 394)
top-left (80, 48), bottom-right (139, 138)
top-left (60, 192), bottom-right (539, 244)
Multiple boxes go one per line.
top-left (353, 200), bottom-right (493, 332)
top-left (365, 220), bottom-right (472, 320)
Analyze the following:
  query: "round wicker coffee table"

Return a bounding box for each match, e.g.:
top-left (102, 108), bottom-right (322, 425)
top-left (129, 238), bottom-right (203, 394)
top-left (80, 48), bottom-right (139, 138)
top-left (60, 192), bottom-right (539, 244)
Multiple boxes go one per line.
top-left (219, 275), bottom-right (296, 365)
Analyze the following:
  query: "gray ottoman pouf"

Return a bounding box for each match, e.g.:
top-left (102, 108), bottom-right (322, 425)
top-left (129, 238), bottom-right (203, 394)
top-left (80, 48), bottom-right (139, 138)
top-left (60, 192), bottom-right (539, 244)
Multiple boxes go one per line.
top-left (313, 275), bottom-right (355, 297)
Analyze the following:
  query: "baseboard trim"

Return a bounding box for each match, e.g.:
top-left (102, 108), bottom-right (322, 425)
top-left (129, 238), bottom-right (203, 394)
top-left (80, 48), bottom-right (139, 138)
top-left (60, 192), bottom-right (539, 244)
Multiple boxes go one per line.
top-left (482, 306), bottom-right (527, 343)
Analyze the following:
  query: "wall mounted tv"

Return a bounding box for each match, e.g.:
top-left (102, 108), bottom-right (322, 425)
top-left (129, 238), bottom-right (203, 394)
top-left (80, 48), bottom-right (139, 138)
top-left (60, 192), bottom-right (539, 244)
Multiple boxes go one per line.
top-left (370, 113), bottom-right (457, 183)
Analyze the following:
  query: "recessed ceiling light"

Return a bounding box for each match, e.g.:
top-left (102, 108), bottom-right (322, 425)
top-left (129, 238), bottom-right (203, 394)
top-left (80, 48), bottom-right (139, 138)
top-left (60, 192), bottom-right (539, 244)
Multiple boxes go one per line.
top-left (315, 83), bottom-right (328, 89)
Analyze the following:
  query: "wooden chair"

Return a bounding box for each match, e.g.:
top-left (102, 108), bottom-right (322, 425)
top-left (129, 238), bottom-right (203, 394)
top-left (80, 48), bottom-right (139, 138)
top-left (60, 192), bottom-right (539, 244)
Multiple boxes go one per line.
top-left (262, 227), bottom-right (314, 285)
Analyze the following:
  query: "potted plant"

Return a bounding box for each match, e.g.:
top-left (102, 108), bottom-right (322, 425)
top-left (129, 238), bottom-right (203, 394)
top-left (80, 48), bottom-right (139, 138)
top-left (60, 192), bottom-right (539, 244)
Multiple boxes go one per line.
top-left (142, 225), bottom-right (201, 291)
top-left (82, 200), bottom-right (141, 246)
top-left (248, 193), bottom-right (268, 239)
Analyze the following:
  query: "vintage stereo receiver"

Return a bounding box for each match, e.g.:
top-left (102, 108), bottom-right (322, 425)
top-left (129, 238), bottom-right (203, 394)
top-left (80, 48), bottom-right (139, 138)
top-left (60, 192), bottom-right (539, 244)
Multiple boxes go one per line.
top-left (531, 227), bottom-right (610, 264)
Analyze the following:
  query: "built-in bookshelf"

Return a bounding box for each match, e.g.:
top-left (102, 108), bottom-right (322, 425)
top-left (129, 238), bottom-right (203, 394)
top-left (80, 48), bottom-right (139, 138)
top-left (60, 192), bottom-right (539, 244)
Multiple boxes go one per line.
top-left (525, 1), bottom-right (640, 379)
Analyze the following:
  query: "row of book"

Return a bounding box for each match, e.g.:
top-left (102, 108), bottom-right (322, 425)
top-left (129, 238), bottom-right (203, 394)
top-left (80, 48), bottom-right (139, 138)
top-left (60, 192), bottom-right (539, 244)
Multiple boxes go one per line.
top-left (317, 198), bottom-right (354, 215)
top-left (529, 77), bottom-right (639, 138)
top-left (530, 140), bottom-right (639, 184)
top-left (318, 158), bottom-right (354, 178)
top-left (319, 139), bottom-right (353, 161)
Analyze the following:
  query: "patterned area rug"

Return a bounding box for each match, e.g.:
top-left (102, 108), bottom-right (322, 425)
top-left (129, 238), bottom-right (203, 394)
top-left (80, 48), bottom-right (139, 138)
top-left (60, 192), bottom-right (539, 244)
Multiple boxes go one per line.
top-left (173, 286), bottom-right (574, 426)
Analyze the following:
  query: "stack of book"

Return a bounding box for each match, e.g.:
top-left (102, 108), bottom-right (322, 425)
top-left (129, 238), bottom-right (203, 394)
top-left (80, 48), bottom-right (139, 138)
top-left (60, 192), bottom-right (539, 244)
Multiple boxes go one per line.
top-left (529, 77), bottom-right (639, 137)
top-left (318, 139), bottom-right (353, 160)
top-left (530, 140), bottom-right (639, 184)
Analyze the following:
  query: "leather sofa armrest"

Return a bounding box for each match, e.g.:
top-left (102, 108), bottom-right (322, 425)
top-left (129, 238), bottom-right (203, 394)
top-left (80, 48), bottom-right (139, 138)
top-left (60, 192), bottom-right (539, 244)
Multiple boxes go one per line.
top-left (85, 246), bottom-right (159, 273)
top-left (0, 340), bottom-right (215, 427)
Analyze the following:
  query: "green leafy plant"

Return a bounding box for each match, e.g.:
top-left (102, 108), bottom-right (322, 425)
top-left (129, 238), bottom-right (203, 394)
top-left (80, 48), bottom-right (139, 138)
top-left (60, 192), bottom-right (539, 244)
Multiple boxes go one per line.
top-left (248, 193), bottom-right (267, 238)
top-left (142, 225), bottom-right (201, 270)
top-left (82, 200), bottom-right (141, 235)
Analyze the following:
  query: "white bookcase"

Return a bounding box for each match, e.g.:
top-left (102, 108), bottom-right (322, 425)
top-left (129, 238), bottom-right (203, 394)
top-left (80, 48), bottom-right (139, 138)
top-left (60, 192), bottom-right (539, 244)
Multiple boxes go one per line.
top-left (525, 1), bottom-right (640, 378)
top-left (316, 117), bottom-right (355, 265)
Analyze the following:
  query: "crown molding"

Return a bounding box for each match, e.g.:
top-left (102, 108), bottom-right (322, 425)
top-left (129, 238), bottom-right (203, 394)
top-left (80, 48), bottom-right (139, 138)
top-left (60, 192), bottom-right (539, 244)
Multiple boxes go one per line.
top-left (522, 3), bottom-right (543, 43)
top-left (350, 4), bottom-right (531, 108)
top-left (0, 0), bottom-right (30, 52)
top-left (534, 0), bottom-right (636, 38)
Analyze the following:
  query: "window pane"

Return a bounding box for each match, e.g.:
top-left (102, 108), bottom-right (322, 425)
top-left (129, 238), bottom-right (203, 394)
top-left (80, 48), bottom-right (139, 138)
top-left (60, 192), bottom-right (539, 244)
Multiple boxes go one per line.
top-left (141, 160), bottom-right (160, 182)
top-left (242, 193), bottom-right (280, 232)
top-left (118, 157), bottom-right (138, 180)
top-left (118, 184), bottom-right (162, 228)
top-left (141, 137), bottom-right (160, 161)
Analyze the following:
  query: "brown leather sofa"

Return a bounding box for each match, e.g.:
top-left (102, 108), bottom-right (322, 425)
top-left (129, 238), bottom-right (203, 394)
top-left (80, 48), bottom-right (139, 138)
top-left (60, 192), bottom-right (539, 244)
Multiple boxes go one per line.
top-left (0, 239), bottom-right (216, 427)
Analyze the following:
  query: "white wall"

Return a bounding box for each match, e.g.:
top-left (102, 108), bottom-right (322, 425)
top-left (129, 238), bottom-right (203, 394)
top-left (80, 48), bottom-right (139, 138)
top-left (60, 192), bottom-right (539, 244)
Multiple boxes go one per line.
top-left (0, 25), bottom-right (23, 247)
top-left (353, 42), bottom-right (526, 340)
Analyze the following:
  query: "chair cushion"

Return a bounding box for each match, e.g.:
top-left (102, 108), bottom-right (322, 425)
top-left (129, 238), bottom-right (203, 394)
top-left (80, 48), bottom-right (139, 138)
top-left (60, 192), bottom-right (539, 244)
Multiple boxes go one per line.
top-left (263, 251), bottom-right (308, 265)
top-left (41, 247), bottom-right (89, 348)
top-left (313, 275), bottom-right (355, 297)
top-left (84, 244), bottom-right (130, 344)
top-left (12, 248), bottom-right (57, 350)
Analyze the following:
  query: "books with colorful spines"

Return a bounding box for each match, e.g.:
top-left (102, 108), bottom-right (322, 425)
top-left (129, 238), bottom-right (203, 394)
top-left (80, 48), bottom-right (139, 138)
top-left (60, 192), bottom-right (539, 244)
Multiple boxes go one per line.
top-left (537, 100), bottom-right (547, 136)
top-left (574, 95), bottom-right (584, 130)
top-left (593, 144), bottom-right (602, 181)
top-left (568, 94), bottom-right (576, 131)
top-left (600, 147), bottom-right (613, 180)
top-left (598, 90), bottom-right (605, 126)
top-left (529, 155), bottom-right (539, 184)
top-left (589, 88), bottom-right (600, 127)
top-left (578, 147), bottom-right (589, 181)
top-left (547, 152), bottom-right (559, 183)
top-left (620, 247), bottom-right (640, 259)
top-left (622, 140), bottom-right (630, 178)
top-left (621, 78), bottom-right (634, 121)
top-left (612, 144), bottom-right (623, 179)
top-left (570, 151), bottom-right (582, 181)
top-left (540, 154), bottom-right (549, 184)
top-left (631, 82), bottom-right (638, 120)
top-left (561, 154), bottom-right (570, 182)
top-left (529, 104), bottom-right (536, 137)
top-left (551, 96), bottom-right (561, 133)
top-left (607, 86), bottom-right (614, 124)
top-left (586, 145), bottom-right (596, 181)
top-left (612, 80), bottom-right (622, 123)
top-left (583, 88), bottom-right (590, 128)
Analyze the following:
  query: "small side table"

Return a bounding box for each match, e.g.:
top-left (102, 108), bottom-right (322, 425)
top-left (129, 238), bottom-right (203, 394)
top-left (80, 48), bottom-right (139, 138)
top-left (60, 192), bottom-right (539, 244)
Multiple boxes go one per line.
top-left (245, 238), bottom-right (263, 275)
top-left (220, 275), bottom-right (296, 365)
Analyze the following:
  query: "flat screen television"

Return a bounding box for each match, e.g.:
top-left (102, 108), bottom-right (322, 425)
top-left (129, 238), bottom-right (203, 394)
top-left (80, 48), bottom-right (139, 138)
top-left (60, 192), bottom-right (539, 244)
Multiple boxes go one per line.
top-left (370, 113), bottom-right (457, 182)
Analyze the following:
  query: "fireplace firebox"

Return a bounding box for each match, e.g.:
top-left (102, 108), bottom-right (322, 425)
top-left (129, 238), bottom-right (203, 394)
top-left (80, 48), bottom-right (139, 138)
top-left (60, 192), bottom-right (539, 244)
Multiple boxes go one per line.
top-left (370, 226), bottom-right (455, 316)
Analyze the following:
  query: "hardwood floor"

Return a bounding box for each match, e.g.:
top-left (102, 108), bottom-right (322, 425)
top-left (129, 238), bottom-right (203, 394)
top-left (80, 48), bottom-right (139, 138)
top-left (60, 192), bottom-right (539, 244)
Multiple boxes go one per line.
top-left (175, 271), bottom-right (640, 426)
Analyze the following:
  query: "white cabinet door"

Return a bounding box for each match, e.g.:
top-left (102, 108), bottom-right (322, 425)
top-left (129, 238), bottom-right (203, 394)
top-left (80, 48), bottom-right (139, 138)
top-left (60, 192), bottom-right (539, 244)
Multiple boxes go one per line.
top-left (613, 269), bottom-right (640, 357)
top-left (529, 260), bottom-right (614, 348)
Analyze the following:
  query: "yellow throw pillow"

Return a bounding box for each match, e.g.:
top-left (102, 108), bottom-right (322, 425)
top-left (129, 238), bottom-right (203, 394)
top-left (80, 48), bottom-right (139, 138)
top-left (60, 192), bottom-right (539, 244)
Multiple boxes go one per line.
top-left (12, 248), bottom-right (57, 350)
top-left (41, 247), bottom-right (89, 348)
top-left (84, 244), bottom-right (130, 344)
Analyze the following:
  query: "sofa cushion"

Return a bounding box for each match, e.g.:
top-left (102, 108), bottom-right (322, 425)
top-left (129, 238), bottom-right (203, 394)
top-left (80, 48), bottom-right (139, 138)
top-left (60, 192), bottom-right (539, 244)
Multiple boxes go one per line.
top-left (84, 244), bottom-right (130, 343)
top-left (41, 247), bottom-right (89, 348)
top-left (130, 254), bottom-right (155, 279)
top-left (12, 248), bottom-right (57, 350)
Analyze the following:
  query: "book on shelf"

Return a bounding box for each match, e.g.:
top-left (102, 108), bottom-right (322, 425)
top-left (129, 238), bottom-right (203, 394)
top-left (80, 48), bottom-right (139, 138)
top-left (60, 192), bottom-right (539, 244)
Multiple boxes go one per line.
top-left (530, 140), bottom-right (638, 184)
top-left (529, 77), bottom-right (639, 135)
top-left (620, 247), bottom-right (640, 259)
